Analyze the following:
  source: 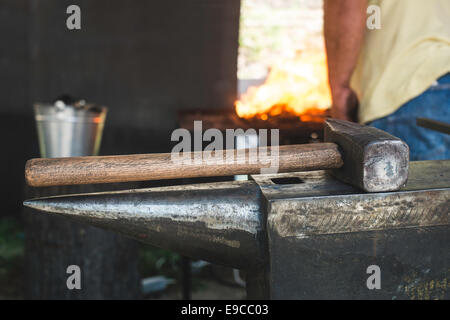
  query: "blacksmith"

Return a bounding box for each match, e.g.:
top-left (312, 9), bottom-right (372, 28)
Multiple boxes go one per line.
top-left (324, 0), bottom-right (450, 160)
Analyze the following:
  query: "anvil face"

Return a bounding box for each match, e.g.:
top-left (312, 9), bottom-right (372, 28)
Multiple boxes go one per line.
top-left (251, 160), bottom-right (449, 299)
top-left (25, 160), bottom-right (450, 299)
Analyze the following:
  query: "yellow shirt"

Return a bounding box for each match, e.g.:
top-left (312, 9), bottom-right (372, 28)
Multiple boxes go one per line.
top-left (351, 0), bottom-right (450, 123)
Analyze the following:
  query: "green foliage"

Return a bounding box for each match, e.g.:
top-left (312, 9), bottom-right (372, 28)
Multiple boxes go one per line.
top-left (139, 245), bottom-right (181, 279)
top-left (0, 218), bottom-right (25, 299)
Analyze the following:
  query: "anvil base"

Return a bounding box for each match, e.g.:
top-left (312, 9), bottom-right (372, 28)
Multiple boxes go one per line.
top-left (249, 160), bottom-right (449, 299)
top-left (25, 160), bottom-right (449, 299)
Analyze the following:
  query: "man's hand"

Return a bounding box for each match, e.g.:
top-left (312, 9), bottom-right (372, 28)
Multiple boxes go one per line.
top-left (331, 87), bottom-right (359, 121)
top-left (324, 0), bottom-right (366, 122)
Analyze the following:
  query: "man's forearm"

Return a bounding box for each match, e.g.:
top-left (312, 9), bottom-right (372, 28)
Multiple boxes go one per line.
top-left (324, 0), bottom-right (366, 95)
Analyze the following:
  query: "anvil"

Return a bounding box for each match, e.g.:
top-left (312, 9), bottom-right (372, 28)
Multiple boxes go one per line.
top-left (25, 160), bottom-right (450, 299)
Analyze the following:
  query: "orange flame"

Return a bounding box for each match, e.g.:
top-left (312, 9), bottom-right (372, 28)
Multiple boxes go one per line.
top-left (235, 49), bottom-right (331, 122)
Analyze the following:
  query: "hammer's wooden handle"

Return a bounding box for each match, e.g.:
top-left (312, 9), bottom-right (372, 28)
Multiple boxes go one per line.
top-left (25, 143), bottom-right (343, 187)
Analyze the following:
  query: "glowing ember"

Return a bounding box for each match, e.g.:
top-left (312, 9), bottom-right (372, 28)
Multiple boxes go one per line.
top-left (235, 49), bottom-right (331, 122)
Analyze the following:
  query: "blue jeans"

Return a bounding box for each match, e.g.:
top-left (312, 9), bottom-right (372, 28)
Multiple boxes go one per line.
top-left (370, 73), bottom-right (450, 161)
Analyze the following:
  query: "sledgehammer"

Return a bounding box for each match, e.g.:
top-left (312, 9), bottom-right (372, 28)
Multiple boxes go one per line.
top-left (24, 119), bottom-right (409, 192)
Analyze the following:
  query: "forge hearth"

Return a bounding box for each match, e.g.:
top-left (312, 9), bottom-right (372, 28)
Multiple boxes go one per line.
top-left (178, 108), bottom-right (328, 145)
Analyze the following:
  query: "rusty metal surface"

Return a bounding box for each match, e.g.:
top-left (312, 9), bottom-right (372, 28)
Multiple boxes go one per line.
top-left (402, 160), bottom-right (450, 191)
top-left (268, 190), bottom-right (448, 237)
top-left (268, 225), bottom-right (449, 299)
top-left (25, 181), bottom-right (266, 269)
top-left (254, 160), bottom-right (449, 299)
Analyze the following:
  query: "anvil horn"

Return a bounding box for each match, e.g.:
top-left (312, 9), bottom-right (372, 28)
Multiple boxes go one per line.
top-left (23, 181), bottom-right (266, 269)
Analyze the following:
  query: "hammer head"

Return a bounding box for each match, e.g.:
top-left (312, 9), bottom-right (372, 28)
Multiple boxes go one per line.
top-left (324, 119), bottom-right (409, 192)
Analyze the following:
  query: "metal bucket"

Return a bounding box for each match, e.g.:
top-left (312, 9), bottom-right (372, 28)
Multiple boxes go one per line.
top-left (34, 102), bottom-right (107, 158)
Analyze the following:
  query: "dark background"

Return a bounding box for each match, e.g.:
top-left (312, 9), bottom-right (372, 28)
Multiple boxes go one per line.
top-left (0, 0), bottom-right (241, 217)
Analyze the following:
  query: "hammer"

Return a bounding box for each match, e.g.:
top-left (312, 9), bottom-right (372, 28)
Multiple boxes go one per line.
top-left (25, 119), bottom-right (409, 192)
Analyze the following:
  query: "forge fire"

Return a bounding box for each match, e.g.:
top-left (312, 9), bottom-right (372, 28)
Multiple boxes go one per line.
top-left (235, 49), bottom-right (332, 123)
